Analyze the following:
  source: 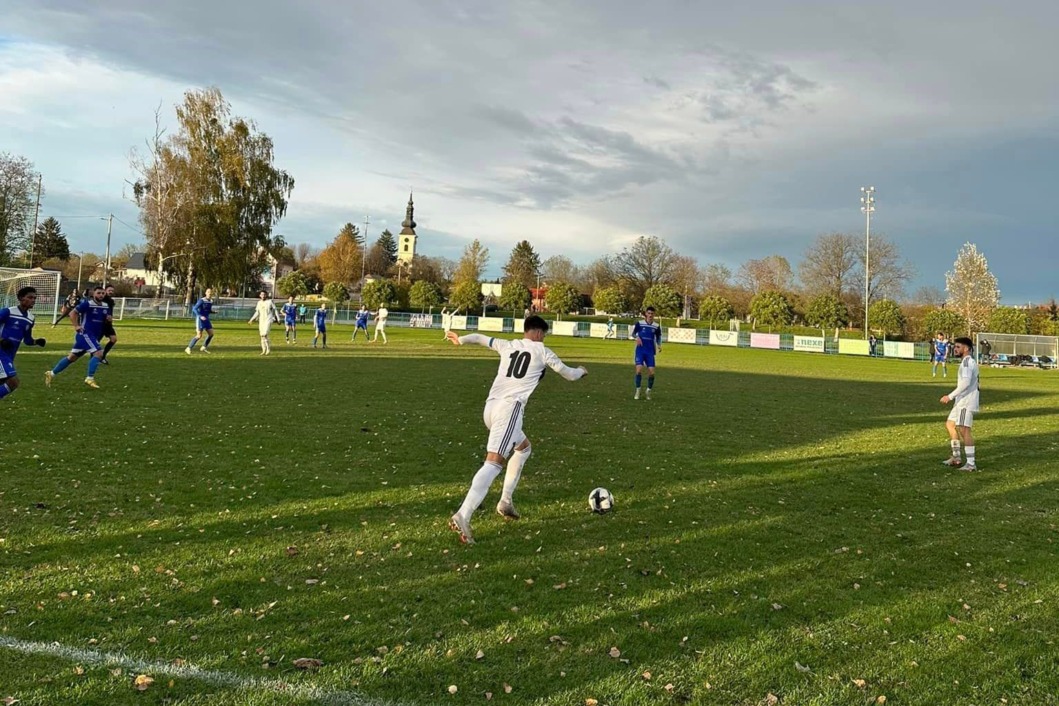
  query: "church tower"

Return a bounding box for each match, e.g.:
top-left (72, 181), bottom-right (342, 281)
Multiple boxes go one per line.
top-left (397, 191), bottom-right (417, 264)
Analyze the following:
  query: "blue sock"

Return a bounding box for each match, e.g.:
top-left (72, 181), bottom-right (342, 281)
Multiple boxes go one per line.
top-left (0, 383), bottom-right (11, 400)
top-left (188, 336), bottom-right (199, 349)
top-left (635, 373), bottom-right (642, 389)
top-left (52, 357), bottom-right (72, 375)
top-left (203, 334), bottom-right (214, 348)
top-left (88, 356), bottom-right (101, 376)
top-left (647, 375), bottom-right (655, 389)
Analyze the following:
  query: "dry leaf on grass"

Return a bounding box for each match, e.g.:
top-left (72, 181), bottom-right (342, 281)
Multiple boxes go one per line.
top-left (133, 675), bottom-right (154, 691)
top-left (3, 697), bottom-right (20, 706)
top-left (475, 650), bottom-right (485, 660)
top-left (608, 646), bottom-right (621, 659)
top-left (585, 699), bottom-right (598, 706)
top-left (503, 683), bottom-right (513, 694)
top-left (642, 671), bottom-right (652, 681)
top-left (852, 679), bottom-right (867, 689)
top-left (293, 658), bottom-right (323, 670)
top-left (447, 685), bottom-right (458, 694)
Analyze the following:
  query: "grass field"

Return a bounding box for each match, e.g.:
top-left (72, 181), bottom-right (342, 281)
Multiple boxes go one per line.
top-left (2, 320), bottom-right (1058, 706)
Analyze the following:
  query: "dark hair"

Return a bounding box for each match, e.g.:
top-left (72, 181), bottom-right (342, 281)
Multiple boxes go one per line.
top-left (954, 336), bottom-right (974, 349)
top-left (93, 286), bottom-right (103, 292)
top-left (524, 315), bottom-right (549, 333)
top-left (645, 306), bottom-right (655, 313)
top-left (17, 286), bottom-right (36, 298)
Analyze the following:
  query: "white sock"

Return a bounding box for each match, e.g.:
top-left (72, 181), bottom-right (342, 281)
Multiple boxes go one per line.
top-left (458, 461), bottom-right (502, 520)
top-left (950, 439), bottom-right (961, 458)
top-left (501, 445), bottom-right (532, 503)
top-left (965, 446), bottom-right (975, 465)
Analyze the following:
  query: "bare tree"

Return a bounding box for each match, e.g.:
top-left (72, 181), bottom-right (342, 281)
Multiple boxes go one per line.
top-left (668, 254), bottom-right (700, 318)
top-left (946, 242), bottom-right (999, 334)
top-left (911, 285), bottom-right (946, 308)
top-left (541, 254), bottom-right (580, 286)
top-left (294, 242), bottom-right (317, 268)
top-left (851, 234), bottom-right (914, 303)
top-left (737, 255), bottom-right (794, 294)
top-left (700, 263), bottom-right (733, 293)
top-left (616, 235), bottom-right (675, 302)
top-left (799, 233), bottom-right (859, 298)
top-left (0, 153), bottom-right (42, 265)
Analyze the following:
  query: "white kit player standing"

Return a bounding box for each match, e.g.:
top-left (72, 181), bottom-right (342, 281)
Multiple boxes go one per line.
top-left (940, 336), bottom-right (981, 471)
top-left (446, 315), bottom-right (588, 544)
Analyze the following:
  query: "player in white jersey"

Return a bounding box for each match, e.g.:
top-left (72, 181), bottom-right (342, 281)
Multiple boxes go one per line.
top-left (446, 315), bottom-right (588, 544)
top-left (940, 336), bottom-right (980, 471)
top-left (372, 305), bottom-right (389, 343)
top-left (247, 291), bottom-right (280, 355)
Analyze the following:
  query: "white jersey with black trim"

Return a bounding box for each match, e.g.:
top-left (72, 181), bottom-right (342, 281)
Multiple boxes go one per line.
top-left (459, 334), bottom-right (585, 405)
top-left (949, 356), bottom-right (980, 411)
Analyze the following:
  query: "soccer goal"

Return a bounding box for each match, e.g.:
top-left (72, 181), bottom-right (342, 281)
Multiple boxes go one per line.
top-left (975, 332), bottom-right (1058, 369)
top-left (0, 267), bottom-right (62, 323)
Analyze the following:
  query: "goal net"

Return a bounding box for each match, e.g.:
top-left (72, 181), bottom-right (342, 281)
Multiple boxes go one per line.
top-left (0, 267), bottom-right (62, 324)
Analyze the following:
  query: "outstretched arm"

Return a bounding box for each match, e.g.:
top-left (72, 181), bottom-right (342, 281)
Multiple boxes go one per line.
top-left (447, 331), bottom-right (494, 348)
top-left (545, 349), bottom-right (588, 381)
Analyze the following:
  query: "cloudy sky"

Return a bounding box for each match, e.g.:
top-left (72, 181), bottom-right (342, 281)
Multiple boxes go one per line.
top-left (1, 1), bottom-right (1056, 302)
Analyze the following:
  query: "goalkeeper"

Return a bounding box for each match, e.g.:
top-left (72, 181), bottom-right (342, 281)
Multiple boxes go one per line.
top-left (0, 286), bottom-right (47, 401)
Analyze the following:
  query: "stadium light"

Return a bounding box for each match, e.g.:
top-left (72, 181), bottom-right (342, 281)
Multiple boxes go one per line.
top-left (860, 186), bottom-right (875, 340)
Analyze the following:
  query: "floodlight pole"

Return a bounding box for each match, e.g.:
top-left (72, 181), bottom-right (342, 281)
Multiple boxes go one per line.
top-left (860, 186), bottom-right (875, 340)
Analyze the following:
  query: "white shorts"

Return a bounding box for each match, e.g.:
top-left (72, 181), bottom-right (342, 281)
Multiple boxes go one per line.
top-left (484, 398), bottom-right (526, 457)
top-left (948, 406), bottom-right (975, 428)
top-left (376, 321), bottom-right (387, 330)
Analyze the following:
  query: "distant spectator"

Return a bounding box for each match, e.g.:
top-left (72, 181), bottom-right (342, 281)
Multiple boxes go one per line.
top-left (869, 334), bottom-right (877, 357)
top-left (298, 303), bottom-right (308, 324)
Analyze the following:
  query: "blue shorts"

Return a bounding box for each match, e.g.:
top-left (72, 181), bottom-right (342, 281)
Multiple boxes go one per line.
top-left (315, 324), bottom-right (326, 333)
top-left (934, 355), bottom-right (947, 363)
top-left (356, 321), bottom-right (368, 329)
top-left (197, 317), bottom-right (213, 331)
top-left (286, 318), bottom-right (297, 326)
top-left (0, 351), bottom-right (15, 379)
top-left (73, 332), bottom-right (101, 354)
top-left (635, 347), bottom-right (656, 368)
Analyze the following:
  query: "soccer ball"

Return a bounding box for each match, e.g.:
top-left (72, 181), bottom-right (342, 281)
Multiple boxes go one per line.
top-left (589, 487), bottom-right (614, 514)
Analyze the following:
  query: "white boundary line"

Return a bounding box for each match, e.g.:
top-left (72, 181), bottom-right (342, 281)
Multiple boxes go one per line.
top-left (0, 636), bottom-right (400, 706)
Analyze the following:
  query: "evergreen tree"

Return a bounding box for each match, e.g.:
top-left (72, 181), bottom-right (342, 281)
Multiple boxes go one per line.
top-left (502, 240), bottom-right (541, 289)
top-left (32, 217), bottom-right (70, 265)
top-left (377, 229), bottom-right (398, 265)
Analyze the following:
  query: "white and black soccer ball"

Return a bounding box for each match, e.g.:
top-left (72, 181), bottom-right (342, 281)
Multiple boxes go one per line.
top-left (589, 487), bottom-right (614, 514)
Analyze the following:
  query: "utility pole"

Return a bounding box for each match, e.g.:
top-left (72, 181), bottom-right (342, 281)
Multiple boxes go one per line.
top-left (27, 173), bottom-right (42, 267)
top-left (361, 215), bottom-right (370, 285)
top-left (102, 214), bottom-right (114, 287)
top-left (860, 186), bottom-right (876, 340)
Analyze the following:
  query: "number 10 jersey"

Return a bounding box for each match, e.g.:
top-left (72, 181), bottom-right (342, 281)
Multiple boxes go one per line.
top-left (473, 336), bottom-right (586, 405)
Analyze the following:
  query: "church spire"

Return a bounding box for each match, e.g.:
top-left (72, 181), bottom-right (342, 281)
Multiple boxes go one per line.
top-left (400, 191), bottom-right (416, 233)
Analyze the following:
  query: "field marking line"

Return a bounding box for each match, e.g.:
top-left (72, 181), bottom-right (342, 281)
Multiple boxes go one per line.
top-left (0, 636), bottom-right (402, 706)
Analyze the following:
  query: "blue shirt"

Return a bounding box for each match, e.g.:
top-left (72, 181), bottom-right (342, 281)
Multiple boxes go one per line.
top-left (0, 306), bottom-right (37, 355)
top-left (283, 303), bottom-right (298, 321)
top-left (75, 299), bottom-right (110, 339)
top-left (192, 298), bottom-right (214, 318)
top-left (315, 308), bottom-right (328, 327)
top-left (935, 341), bottom-right (949, 358)
top-left (631, 320), bottom-right (661, 349)
top-left (356, 310), bottom-right (369, 326)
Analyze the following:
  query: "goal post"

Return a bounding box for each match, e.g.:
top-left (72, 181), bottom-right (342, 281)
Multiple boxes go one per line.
top-left (0, 267), bottom-right (62, 324)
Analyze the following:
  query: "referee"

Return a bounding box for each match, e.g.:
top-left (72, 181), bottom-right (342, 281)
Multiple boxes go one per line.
top-left (100, 284), bottom-right (118, 364)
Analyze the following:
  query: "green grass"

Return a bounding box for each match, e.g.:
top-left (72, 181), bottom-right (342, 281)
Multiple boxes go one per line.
top-left (2, 320), bottom-right (1058, 705)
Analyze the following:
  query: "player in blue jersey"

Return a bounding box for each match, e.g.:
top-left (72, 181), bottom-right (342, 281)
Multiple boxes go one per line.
top-left (0, 286), bottom-right (47, 401)
top-left (312, 302), bottom-right (329, 348)
top-left (351, 305), bottom-right (370, 341)
top-left (99, 284), bottom-right (118, 365)
top-left (631, 306), bottom-right (662, 399)
top-left (185, 288), bottom-right (215, 354)
top-left (932, 332), bottom-right (949, 378)
top-left (45, 285), bottom-right (110, 389)
top-left (282, 295), bottom-right (299, 344)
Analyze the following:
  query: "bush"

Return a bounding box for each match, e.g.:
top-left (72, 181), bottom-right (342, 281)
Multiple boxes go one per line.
top-left (805, 293), bottom-right (848, 329)
top-left (698, 295), bottom-right (734, 328)
top-left (641, 284), bottom-right (681, 317)
top-left (409, 280), bottom-right (443, 311)
top-left (749, 291), bottom-right (793, 329)
top-left (323, 281), bottom-right (349, 303)
top-left (361, 280), bottom-right (397, 309)
top-left (868, 299), bottom-right (906, 336)
top-left (593, 285), bottom-right (628, 316)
